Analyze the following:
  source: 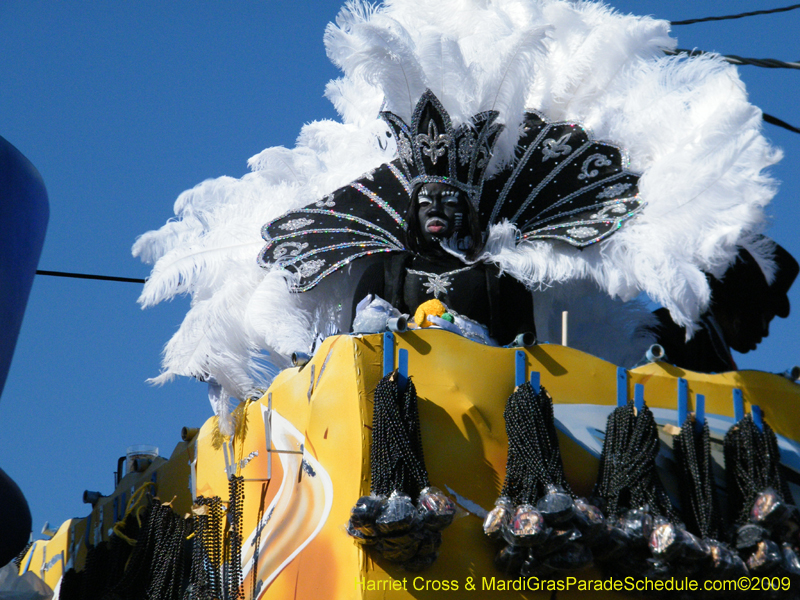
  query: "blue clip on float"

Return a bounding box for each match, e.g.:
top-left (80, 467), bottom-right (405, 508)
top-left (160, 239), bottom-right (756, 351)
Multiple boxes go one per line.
top-left (617, 367), bottom-right (628, 407)
top-left (634, 383), bottom-right (645, 412)
top-left (752, 404), bottom-right (764, 431)
top-left (695, 394), bottom-right (705, 433)
top-left (530, 371), bottom-right (540, 394)
top-left (515, 350), bottom-right (526, 387)
top-left (677, 378), bottom-right (688, 426)
top-left (382, 331), bottom-right (408, 390)
top-left (383, 331), bottom-right (394, 376)
top-left (397, 348), bottom-right (408, 391)
top-left (733, 388), bottom-right (745, 423)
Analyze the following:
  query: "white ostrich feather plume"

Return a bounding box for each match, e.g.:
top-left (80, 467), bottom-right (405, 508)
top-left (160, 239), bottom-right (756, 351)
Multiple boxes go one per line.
top-left (135, 0), bottom-right (781, 399)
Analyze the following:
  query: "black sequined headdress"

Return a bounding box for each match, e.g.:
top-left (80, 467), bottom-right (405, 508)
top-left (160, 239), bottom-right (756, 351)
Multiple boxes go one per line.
top-left (381, 90), bottom-right (503, 209)
top-left (481, 112), bottom-right (643, 247)
top-left (259, 92), bottom-right (644, 291)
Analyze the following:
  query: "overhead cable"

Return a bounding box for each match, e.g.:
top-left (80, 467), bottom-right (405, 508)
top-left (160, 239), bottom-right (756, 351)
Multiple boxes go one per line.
top-left (763, 113), bottom-right (800, 135)
top-left (36, 270), bottom-right (146, 284)
top-left (672, 4), bottom-right (800, 26)
top-left (667, 48), bottom-right (800, 70)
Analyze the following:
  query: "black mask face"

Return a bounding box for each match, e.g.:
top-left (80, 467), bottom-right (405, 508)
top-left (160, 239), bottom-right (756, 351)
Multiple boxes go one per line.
top-left (416, 182), bottom-right (468, 247)
top-left (713, 285), bottom-right (775, 354)
top-left (719, 303), bottom-right (775, 354)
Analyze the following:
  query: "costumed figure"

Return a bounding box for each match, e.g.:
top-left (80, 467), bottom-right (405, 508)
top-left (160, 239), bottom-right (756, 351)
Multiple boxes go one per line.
top-left (134, 0), bottom-right (783, 426)
top-left (257, 87), bottom-right (645, 347)
top-left (350, 91), bottom-right (538, 347)
top-left (654, 238), bottom-right (799, 373)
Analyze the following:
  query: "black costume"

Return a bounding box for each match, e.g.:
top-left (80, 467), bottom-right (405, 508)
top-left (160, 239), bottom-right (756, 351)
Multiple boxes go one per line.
top-left (653, 243), bottom-right (798, 373)
top-left (352, 253), bottom-right (535, 346)
top-left (653, 308), bottom-right (736, 373)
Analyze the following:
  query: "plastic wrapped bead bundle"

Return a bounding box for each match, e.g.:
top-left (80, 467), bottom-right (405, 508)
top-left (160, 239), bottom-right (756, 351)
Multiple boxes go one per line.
top-left (725, 416), bottom-right (794, 528)
top-left (347, 494), bottom-right (384, 545)
top-left (418, 485), bottom-right (457, 530)
top-left (706, 539), bottom-right (748, 579)
top-left (346, 371), bottom-right (455, 570)
top-left (483, 496), bottom-right (514, 540)
top-left (376, 491), bottom-right (424, 562)
top-left (724, 415), bottom-right (800, 580)
top-left (591, 401), bottom-right (680, 579)
top-left (649, 519), bottom-right (714, 571)
top-left (647, 417), bottom-right (734, 580)
top-left (485, 382), bottom-right (598, 576)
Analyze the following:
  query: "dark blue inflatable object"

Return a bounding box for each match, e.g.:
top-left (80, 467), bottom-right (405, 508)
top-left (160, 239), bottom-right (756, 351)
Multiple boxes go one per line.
top-left (0, 134), bottom-right (49, 397)
top-left (0, 134), bottom-right (48, 565)
top-left (0, 466), bottom-right (32, 566)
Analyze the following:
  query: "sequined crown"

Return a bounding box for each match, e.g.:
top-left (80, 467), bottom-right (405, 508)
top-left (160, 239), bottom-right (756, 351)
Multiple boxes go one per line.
top-left (381, 90), bottom-right (503, 209)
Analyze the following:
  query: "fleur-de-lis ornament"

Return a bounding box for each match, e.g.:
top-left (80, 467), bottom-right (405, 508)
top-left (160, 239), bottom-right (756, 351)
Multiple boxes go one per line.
top-left (417, 120), bottom-right (450, 165)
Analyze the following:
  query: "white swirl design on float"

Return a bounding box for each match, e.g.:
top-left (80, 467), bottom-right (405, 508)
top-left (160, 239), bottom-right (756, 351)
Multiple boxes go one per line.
top-left (239, 407), bottom-right (333, 598)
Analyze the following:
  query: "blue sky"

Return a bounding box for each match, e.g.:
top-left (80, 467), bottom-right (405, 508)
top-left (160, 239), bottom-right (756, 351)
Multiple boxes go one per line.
top-left (2, 1), bottom-right (799, 539)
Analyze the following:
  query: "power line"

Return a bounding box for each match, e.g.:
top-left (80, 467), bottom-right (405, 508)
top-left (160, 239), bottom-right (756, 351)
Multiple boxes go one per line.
top-left (763, 113), bottom-right (800, 135)
top-left (36, 270), bottom-right (146, 284)
top-left (667, 48), bottom-right (800, 70)
top-left (672, 4), bottom-right (800, 26)
top-left (706, 54), bottom-right (800, 70)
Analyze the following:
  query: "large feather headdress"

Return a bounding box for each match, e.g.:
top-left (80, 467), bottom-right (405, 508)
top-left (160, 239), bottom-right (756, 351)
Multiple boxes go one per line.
top-left (134, 0), bottom-right (781, 402)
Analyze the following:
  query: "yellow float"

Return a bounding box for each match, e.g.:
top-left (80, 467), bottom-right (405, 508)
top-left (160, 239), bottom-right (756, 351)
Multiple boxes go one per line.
top-left (17, 329), bottom-right (800, 598)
